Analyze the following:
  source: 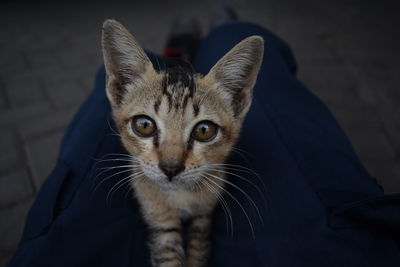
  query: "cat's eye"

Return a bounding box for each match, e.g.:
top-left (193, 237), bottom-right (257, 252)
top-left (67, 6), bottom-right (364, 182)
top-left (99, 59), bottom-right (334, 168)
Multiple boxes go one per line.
top-left (131, 115), bottom-right (157, 137)
top-left (192, 121), bottom-right (218, 142)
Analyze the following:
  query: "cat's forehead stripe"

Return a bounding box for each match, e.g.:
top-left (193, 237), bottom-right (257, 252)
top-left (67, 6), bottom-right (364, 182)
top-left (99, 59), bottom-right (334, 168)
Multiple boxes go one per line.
top-left (154, 99), bottom-right (161, 114)
top-left (161, 67), bottom-right (196, 111)
top-left (164, 67), bottom-right (194, 89)
top-left (193, 103), bottom-right (200, 117)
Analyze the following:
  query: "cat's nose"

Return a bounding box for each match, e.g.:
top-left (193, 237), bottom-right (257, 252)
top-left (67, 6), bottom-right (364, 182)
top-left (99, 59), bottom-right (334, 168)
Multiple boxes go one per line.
top-left (159, 164), bottom-right (185, 181)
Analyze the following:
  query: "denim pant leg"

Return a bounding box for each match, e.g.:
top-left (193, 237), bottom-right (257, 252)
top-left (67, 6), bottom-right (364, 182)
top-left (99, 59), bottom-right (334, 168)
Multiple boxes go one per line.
top-left (193, 22), bottom-right (400, 266)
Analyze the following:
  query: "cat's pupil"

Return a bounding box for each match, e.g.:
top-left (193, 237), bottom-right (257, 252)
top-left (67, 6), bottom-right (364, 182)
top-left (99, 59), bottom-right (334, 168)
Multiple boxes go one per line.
top-left (201, 125), bottom-right (207, 134)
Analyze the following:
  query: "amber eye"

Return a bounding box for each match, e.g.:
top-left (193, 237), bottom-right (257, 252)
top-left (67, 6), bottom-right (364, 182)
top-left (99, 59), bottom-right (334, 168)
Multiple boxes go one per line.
top-left (192, 121), bottom-right (218, 142)
top-left (131, 116), bottom-right (157, 137)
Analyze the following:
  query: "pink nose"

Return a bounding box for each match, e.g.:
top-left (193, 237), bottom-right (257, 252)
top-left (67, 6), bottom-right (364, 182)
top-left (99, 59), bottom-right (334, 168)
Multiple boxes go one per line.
top-left (159, 164), bottom-right (185, 181)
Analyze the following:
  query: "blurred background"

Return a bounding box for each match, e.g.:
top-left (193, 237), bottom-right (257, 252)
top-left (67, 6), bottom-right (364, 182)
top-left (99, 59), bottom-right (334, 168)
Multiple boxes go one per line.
top-left (0, 0), bottom-right (399, 265)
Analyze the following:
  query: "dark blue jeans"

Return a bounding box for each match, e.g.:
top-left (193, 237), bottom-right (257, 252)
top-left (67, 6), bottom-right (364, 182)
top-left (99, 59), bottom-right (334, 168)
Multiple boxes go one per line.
top-left (8, 22), bottom-right (400, 267)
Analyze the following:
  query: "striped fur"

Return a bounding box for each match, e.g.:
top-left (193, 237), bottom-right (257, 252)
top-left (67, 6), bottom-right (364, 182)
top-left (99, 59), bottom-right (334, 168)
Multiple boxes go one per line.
top-left (102, 19), bottom-right (264, 267)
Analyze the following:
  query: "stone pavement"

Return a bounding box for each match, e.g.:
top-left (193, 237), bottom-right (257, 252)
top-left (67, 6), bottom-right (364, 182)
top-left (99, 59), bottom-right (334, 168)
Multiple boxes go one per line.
top-left (0, 0), bottom-right (399, 265)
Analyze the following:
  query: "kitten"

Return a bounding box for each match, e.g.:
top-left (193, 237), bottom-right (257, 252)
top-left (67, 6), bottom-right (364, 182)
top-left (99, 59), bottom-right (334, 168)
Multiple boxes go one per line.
top-left (102, 19), bottom-right (264, 267)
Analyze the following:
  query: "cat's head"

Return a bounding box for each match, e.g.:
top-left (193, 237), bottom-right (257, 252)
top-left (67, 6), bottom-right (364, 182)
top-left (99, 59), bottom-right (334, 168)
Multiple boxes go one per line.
top-left (102, 19), bottom-right (263, 190)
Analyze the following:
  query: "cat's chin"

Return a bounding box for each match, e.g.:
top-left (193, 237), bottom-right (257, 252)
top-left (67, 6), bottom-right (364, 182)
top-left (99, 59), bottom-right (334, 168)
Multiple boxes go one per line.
top-left (156, 182), bottom-right (184, 191)
top-left (146, 176), bottom-right (195, 192)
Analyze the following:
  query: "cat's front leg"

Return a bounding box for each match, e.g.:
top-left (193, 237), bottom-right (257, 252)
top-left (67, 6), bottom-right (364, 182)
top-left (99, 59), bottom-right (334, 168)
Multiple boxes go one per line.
top-left (186, 214), bottom-right (212, 267)
top-left (147, 211), bottom-right (185, 267)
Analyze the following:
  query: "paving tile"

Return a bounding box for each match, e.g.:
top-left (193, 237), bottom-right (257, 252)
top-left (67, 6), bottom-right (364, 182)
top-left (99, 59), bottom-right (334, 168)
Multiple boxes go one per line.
top-left (390, 164), bottom-right (400, 194)
top-left (41, 70), bottom-right (88, 109)
top-left (77, 71), bottom-right (97, 94)
top-left (0, 49), bottom-right (29, 78)
top-left (45, 80), bottom-right (87, 109)
top-left (56, 48), bottom-right (88, 70)
top-left (58, 65), bottom-right (98, 94)
top-left (25, 130), bottom-right (64, 190)
top-left (0, 129), bottom-right (21, 172)
top-left (380, 113), bottom-right (400, 151)
top-left (343, 64), bottom-right (382, 108)
top-left (0, 168), bottom-right (33, 209)
top-left (0, 81), bottom-right (9, 111)
top-left (299, 63), bottom-right (357, 95)
top-left (24, 46), bottom-right (60, 71)
top-left (345, 129), bottom-right (396, 162)
top-left (329, 104), bottom-right (383, 132)
top-left (0, 102), bottom-right (52, 126)
top-left (4, 72), bottom-right (45, 107)
top-left (16, 108), bottom-right (76, 141)
top-left (0, 94), bottom-right (7, 111)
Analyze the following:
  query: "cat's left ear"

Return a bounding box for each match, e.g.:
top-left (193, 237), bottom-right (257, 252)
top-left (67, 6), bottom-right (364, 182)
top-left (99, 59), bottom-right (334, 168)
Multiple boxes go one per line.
top-left (102, 19), bottom-right (155, 107)
top-left (205, 36), bottom-right (264, 119)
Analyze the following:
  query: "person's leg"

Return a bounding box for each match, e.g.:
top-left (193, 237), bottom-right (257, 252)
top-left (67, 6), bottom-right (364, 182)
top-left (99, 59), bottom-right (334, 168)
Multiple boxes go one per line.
top-left (7, 53), bottom-right (170, 267)
top-left (193, 22), bottom-right (400, 266)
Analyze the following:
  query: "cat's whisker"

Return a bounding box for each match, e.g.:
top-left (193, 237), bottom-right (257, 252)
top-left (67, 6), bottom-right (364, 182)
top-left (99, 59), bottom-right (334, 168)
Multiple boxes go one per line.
top-left (108, 133), bottom-right (122, 138)
top-left (206, 165), bottom-right (260, 179)
top-left (209, 166), bottom-right (257, 175)
top-left (106, 171), bottom-right (144, 204)
top-left (123, 182), bottom-right (134, 200)
top-left (96, 164), bottom-right (139, 174)
top-left (199, 177), bottom-right (234, 238)
top-left (92, 159), bottom-right (135, 175)
top-left (94, 152), bottom-right (135, 160)
top-left (92, 156), bottom-right (137, 167)
top-left (106, 175), bottom-right (134, 205)
top-left (107, 116), bottom-right (120, 136)
top-left (109, 171), bottom-right (144, 202)
top-left (206, 167), bottom-right (262, 190)
top-left (230, 147), bottom-right (254, 166)
top-left (202, 175), bottom-right (255, 240)
top-left (93, 166), bottom-right (141, 190)
top-left (208, 163), bottom-right (258, 173)
top-left (209, 163), bottom-right (268, 193)
top-left (231, 146), bottom-right (251, 154)
top-left (204, 171), bottom-right (264, 226)
top-left (204, 167), bottom-right (268, 212)
top-left (92, 156), bottom-right (137, 170)
top-left (198, 178), bottom-right (228, 230)
top-left (92, 167), bottom-right (140, 193)
top-left (193, 178), bottom-right (205, 194)
top-left (94, 165), bottom-right (141, 185)
top-left (228, 148), bottom-right (270, 196)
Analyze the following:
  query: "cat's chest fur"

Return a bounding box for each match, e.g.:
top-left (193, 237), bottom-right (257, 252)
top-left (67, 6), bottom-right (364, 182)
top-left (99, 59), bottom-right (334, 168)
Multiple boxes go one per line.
top-left (166, 191), bottom-right (197, 218)
top-left (132, 178), bottom-right (217, 220)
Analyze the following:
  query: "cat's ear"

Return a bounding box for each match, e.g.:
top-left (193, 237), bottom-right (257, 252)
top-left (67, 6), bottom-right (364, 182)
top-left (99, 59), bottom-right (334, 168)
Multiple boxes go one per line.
top-left (205, 36), bottom-right (264, 118)
top-left (102, 19), bottom-right (155, 107)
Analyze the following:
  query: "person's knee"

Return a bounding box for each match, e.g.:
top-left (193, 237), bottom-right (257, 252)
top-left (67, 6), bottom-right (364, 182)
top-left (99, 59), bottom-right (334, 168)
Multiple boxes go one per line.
top-left (193, 21), bottom-right (296, 74)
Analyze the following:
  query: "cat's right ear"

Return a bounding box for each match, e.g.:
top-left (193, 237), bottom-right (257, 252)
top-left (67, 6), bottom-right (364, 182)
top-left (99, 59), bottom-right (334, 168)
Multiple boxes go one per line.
top-left (102, 19), bottom-right (155, 107)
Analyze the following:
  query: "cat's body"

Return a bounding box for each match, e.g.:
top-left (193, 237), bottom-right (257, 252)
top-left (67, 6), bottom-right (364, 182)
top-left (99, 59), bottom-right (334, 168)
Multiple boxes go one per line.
top-left (102, 19), bottom-right (264, 267)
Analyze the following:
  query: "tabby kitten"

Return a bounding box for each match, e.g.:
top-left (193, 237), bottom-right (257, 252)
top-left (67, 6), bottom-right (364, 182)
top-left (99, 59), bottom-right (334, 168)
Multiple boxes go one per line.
top-left (102, 19), bottom-right (264, 267)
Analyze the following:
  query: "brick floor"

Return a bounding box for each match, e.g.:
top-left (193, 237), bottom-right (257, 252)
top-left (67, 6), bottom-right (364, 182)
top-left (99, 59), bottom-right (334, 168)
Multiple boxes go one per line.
top-left (0, 0), bottom-right (399, 265)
